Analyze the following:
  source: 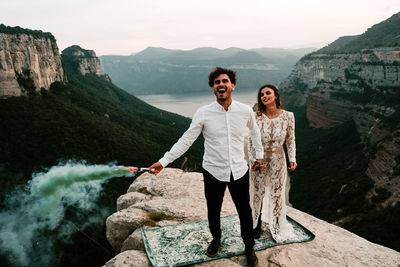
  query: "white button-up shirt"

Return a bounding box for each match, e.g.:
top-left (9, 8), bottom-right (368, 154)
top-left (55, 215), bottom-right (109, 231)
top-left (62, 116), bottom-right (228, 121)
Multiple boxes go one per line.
top-left (159, 100), bottom-right (264, 182)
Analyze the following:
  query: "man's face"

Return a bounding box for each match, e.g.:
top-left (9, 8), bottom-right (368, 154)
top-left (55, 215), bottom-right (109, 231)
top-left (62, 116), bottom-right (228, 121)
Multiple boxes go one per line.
top-left (212, 74), bottom-right (235, 102)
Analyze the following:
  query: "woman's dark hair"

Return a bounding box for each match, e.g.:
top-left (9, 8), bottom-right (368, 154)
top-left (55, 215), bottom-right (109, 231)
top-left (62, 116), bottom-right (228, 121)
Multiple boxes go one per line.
top-left (257, 84), bottom-right (282, 115)
top-left (208, 67), bottom-right (237, 87)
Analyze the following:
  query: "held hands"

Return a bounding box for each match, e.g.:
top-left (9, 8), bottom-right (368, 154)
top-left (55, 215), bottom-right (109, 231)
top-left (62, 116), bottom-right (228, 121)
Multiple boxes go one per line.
top-left (251, 159), bottom-right (265, 174)
top-left (288, 162), bottom-right (297, 171)
top-left (148, 162), bottom-right (163, 175)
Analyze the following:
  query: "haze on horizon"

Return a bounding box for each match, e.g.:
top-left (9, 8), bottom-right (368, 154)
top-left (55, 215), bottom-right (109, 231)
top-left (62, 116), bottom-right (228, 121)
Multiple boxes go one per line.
top-left (1, 0), bottom-right (399, 56)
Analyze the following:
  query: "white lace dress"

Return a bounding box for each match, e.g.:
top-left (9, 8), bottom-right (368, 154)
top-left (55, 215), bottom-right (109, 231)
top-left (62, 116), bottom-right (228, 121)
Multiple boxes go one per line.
top-left (248, 110), bottom-right (296, 242)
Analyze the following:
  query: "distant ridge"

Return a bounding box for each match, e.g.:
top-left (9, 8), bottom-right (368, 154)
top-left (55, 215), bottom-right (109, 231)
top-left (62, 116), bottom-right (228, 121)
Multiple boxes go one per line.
top-left (100, 46), bottom-right (317, 95)
top-left (317, 35), bottom-right (360, 53)
top-left (132, 46), bottom-right (178, 60)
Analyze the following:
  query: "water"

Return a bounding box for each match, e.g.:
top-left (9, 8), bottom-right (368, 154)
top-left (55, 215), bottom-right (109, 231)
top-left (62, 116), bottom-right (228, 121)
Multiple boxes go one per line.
top-left (137, 90), bottom-right (259, 118)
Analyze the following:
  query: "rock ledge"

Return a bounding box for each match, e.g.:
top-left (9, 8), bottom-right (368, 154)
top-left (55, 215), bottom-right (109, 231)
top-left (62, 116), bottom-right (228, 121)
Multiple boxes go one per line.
top-left (105, 168), bottom-right (400, 267)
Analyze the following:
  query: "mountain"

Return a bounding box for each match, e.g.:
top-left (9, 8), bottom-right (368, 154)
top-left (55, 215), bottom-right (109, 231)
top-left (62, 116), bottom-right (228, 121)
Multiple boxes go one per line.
top-left (99, 46), bottom-right (317, 95)
top-left (131, 46), bottom-right (178, 61)
top-left (0, 26), bottom-right (203, 266)
top-left (315, 12), bottom-right (400, 54)
top-left (279, 12), bottom-right (400, 251)
top-left (62, 45), bottom-right (102, 76)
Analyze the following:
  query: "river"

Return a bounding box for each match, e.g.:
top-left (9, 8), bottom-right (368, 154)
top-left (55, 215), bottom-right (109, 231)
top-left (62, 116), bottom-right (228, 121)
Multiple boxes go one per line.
top-left (137, 90), bottom-right (259, 118)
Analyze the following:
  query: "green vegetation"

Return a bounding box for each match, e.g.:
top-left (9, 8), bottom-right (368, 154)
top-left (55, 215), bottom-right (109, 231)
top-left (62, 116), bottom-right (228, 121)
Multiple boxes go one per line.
top-left (0, 24), bottom-right (55, 41)
top-left (15, 69), bottom-right (36, 95)
top-left (306, 12), bottom-right (400, 56)
top-left (289, 107), bottom-right (373, 222)
top-left (0, 78), bottom-right (202, 186)
top-left (343, 12), bottom-right (400, 51)
top-left (137, 187), bottom-right (152, 195)
top-left (62, 45), bottom-right (96, 58)
top-left (317, 35), bottom-right (360, 54)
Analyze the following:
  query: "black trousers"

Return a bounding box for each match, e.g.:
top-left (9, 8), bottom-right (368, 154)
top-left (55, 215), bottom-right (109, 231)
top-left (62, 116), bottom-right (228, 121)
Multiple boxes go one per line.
top-left (203, 168), bottom-right (255, 248)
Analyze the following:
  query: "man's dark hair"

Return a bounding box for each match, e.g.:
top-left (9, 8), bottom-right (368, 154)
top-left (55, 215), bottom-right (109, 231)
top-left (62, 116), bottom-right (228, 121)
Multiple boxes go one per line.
top-left (208, 67), bottom-right (237, 87)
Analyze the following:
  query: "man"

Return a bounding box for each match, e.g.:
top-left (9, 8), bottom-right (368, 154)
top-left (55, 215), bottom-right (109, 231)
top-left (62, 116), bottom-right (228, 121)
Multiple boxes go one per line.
top-left (148, 67), bottom-right (264, 266)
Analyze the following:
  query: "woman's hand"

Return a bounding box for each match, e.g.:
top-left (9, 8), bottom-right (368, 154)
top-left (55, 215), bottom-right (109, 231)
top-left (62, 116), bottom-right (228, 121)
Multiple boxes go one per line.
top-left (288, 162), bottom-right (297, 171)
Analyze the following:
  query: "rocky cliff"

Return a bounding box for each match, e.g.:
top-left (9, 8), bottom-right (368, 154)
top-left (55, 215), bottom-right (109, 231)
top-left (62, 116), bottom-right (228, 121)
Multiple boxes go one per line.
top-left (104, 168), bottom-right (400, 267)
top-left (280, 48), bottom-right (399, 131)
top-left (0, 26), bottom-right (66, 98)
top-left (61, 45), bottom-right (102, 76)
top-left (279, 13), bottom-right (400, 207)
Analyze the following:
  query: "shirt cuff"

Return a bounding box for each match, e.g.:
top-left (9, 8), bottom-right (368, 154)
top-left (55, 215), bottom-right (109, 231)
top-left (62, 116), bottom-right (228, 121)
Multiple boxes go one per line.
top-left (159, 158), bottom-right (169, 168)
top-left (255, 151), bottom-right (264, 159)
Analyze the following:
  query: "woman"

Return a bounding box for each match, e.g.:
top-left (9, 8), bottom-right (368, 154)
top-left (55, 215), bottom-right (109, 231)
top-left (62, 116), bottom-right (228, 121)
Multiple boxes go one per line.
top-left (248, 84), bottom-right (297, 243)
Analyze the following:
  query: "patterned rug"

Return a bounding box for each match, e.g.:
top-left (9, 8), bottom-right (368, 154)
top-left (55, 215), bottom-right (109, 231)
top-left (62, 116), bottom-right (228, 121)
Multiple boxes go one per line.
top-left (142, 215), bottom-right (315, 267)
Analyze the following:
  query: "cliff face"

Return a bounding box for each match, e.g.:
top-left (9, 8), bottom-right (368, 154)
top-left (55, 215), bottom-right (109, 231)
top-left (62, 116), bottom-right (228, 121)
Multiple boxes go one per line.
top-left (281, 48), bottom-right (399, 131)
top-left (61, 45), bottom-right (102, 76)
top-left (0, 32), bottom-right (66, 98)
top-left (280, 46), bottom-right (400, 205)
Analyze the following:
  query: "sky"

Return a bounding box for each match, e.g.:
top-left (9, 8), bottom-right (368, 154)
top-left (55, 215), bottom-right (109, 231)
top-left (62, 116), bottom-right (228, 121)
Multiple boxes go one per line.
top-left (1, 0), bottom-right (399, 56)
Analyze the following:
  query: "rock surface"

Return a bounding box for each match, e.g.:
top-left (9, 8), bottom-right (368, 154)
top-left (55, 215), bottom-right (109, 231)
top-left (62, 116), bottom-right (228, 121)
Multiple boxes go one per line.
top-left (103, 250), bottom-right (151, 267)
top-left (104, 168), bottom-right (400, 267)
top-left (0, 32), bottom-right (66, 98)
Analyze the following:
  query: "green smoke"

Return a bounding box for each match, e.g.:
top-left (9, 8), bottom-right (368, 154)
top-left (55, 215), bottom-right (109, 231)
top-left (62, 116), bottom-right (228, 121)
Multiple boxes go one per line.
top-left (30, 164), bottom-right (131, 197)
top-left (0, 161), bottom-right (135, 266)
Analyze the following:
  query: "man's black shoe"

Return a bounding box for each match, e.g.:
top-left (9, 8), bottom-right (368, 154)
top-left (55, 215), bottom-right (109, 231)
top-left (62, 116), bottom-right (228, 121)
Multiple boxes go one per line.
top-left (245, 246), bottom-right (258, 266)
top-left (206, 239), bottom-right (221, 258)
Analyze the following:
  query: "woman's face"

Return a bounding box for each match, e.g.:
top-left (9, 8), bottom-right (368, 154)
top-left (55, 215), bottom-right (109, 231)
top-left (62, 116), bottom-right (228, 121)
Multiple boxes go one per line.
top-left (260, 87), bottom-right (277, 107)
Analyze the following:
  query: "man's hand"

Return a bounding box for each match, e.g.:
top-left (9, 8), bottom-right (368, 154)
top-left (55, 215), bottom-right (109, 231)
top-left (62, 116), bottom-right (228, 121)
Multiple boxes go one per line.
top-left (288, 162), bottom-right (297, 171)
top-left (148, 162), bottom-right (163, 175)
top-left (251, 159), bottom-right (265, 174)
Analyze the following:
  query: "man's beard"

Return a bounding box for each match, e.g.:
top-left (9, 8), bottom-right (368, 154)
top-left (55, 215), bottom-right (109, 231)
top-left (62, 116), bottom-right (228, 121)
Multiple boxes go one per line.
top-left (216, 86), bottom-right (228, 101)
top-left (217, 95), bottom-right (227, 101)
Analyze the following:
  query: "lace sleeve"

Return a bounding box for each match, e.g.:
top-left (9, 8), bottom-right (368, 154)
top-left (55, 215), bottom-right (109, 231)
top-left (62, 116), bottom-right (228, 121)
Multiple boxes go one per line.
top-left (285, 112), bottom-right (296, 163)
top-left (248, 135), bottom-right (257, 162)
